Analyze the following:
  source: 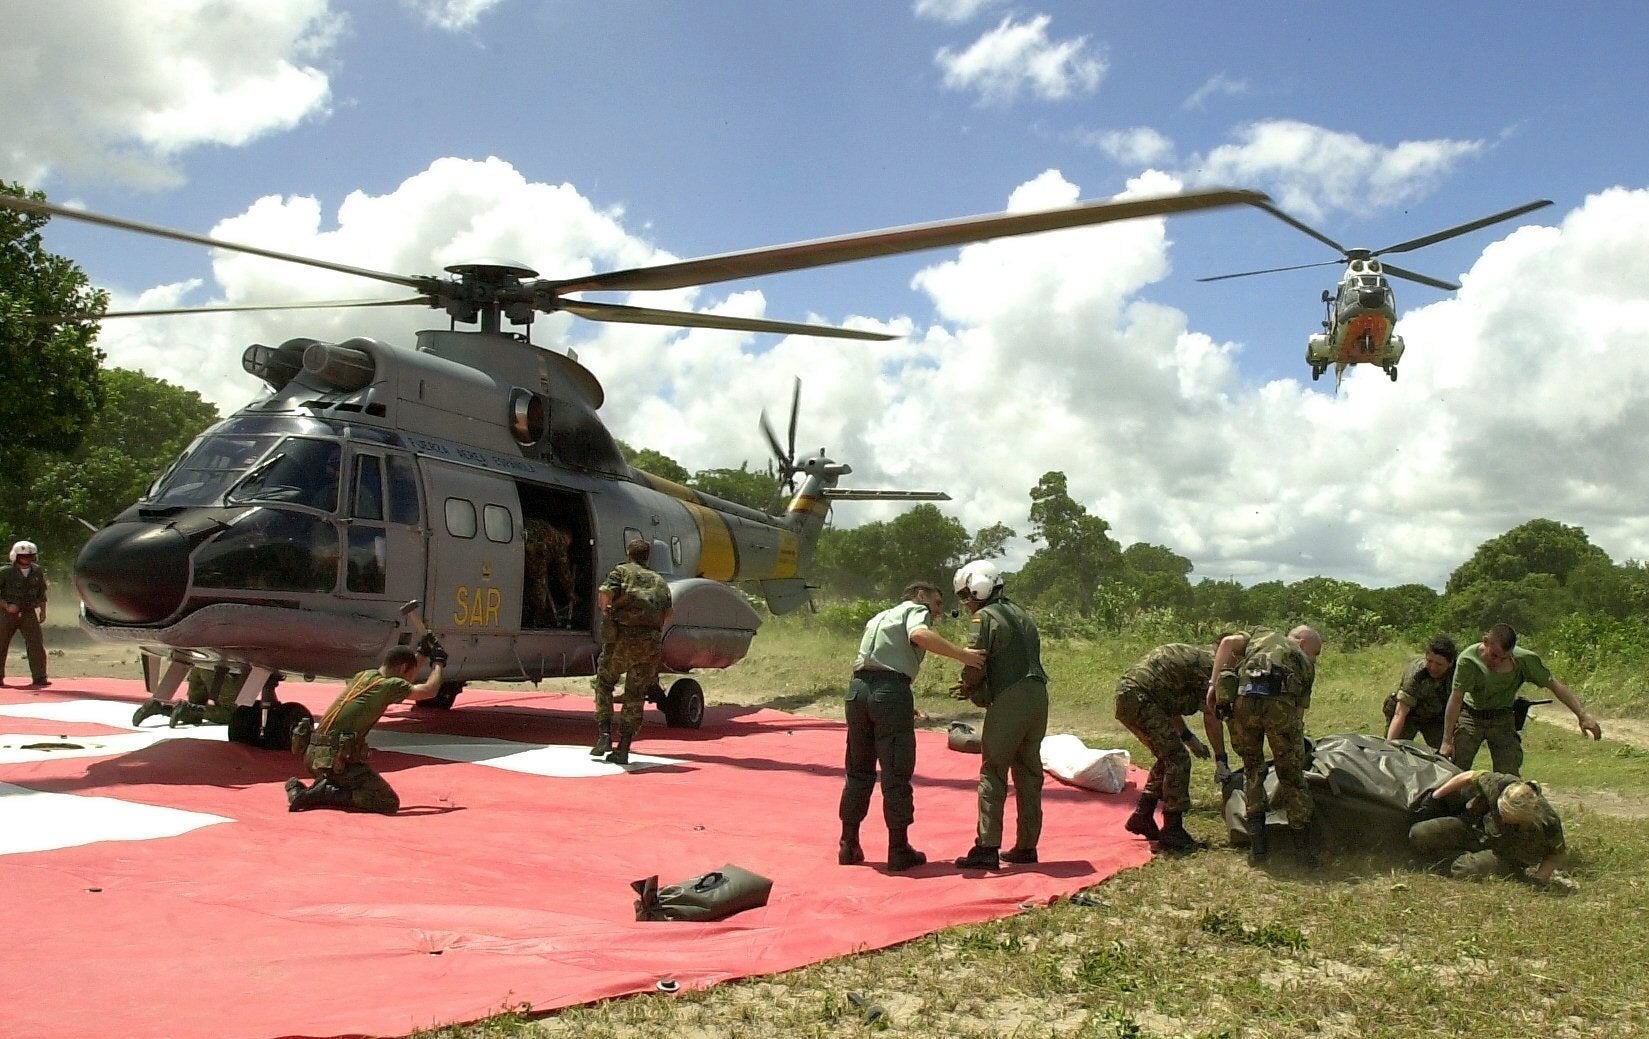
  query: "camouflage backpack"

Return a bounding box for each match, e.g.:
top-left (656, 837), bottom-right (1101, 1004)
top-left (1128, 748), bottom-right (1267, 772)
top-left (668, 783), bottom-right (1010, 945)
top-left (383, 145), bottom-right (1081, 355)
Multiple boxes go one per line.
top-left (609, 564), bottom-right (672, 627)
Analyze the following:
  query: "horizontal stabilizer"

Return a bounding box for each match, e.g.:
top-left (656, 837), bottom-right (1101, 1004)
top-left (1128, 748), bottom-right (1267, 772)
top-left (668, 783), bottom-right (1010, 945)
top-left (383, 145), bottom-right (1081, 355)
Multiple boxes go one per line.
top-left (822, 489), bottom-right (951, 502)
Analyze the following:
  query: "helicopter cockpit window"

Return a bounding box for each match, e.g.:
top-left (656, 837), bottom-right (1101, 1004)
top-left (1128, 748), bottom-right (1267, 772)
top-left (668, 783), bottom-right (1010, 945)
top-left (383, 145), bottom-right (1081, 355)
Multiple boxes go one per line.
top-left (351, 456), bottom-right (384, 521)
top-left (384, 455), bottom-right (420, 526)
top-left (445, 498), bottom-right (477, 539)
top-left (483, 504), bottom-right (514, 544)
top-left (149, 435), bottom-right (276, 506)
top-left (193, 509), bottom-right (339, 594)
top-left (226, 437), bottom-right (342, 513)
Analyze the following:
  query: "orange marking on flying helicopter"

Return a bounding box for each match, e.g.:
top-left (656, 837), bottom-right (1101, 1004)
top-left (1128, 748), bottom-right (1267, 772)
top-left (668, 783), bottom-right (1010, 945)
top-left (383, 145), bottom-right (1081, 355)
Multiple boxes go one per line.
top-left (1338, 313), bottom-right (1391, 363)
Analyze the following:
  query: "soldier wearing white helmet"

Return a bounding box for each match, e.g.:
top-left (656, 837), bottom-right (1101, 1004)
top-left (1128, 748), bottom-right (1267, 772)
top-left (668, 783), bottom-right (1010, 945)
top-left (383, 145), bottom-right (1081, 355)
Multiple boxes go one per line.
top-left (1, 540), bottom-right (51, 688)
top-left (950, 559), bottom-right (1049, 871)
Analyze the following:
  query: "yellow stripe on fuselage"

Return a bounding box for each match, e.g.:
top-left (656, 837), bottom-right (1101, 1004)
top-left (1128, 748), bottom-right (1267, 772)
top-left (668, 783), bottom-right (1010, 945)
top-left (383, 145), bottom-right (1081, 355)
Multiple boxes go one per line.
top-left (641, 472), bottom-right (697, 503)
top-left (684, 501), bottom-right (738, 580)
top-left (789, 494), bottom-right (829, 517)
top-left (773, 530), bottom-right (800, 579)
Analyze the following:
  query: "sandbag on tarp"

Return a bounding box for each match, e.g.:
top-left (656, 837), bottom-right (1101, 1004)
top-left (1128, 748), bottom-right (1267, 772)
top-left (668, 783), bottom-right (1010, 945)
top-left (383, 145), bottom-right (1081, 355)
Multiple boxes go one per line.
top-left (948, 721), bottom-right (982, 754)
top-left (632, 863), bottom-right (774, 922)
top-left (1222, 734), bottom-right (1461, 850)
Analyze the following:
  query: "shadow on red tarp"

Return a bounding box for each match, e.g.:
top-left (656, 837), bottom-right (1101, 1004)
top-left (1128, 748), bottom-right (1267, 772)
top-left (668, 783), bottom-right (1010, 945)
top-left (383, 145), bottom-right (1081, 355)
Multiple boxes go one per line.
top-left (0, 677), bottom-right (1151, 1039)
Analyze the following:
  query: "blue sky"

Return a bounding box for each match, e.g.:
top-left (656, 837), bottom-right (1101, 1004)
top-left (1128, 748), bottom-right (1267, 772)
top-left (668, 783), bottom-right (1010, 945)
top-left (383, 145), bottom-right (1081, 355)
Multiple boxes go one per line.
top-left (6, 1), bottom-right (1649, 589)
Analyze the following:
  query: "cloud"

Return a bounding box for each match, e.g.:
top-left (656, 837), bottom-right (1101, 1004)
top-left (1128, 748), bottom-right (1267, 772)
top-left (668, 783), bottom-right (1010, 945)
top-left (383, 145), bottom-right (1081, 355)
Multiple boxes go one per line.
top-left (1181, 73), bottom-right (1248, 111)
top-left (0, 0), bottom-right (342, 189)
top-left (88, 161), bottom-right (1649, 591)
top-left (935, 15), bottom-right (1105, 104)
top-left (1184, 120), bottom-right (1486, 221)
top-left (912, 0), bottom-right (1003, 23)
top-left (401, 0), bottom-right (507, 31)
top-left (1086, 127), bottom-right (1176, 167)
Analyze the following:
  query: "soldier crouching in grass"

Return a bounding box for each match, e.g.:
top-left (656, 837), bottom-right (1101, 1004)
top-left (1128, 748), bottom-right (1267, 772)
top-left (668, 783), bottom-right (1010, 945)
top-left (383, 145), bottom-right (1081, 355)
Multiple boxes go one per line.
top-left (838, 581), bottom-right (984, 871)
top-left (286, 644), bottom-right (446, 814)
top-left (1408, 770), bottom-right (1572, 888)
top-left (1113, 642), bottom-right (1221, 853)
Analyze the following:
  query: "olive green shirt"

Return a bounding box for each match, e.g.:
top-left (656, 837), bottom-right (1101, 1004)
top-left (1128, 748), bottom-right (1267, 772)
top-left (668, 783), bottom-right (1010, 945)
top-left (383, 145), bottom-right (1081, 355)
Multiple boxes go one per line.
top-left (1122, 643), bottom-right (1216, 716)
top-left (317, 668), bottom-right (416, 739)
top-left (1466, 771), bottom-right (1566, 867)
top-left (1453, 645), bottom-right (1552, 712)
top-left (0, 564), bottom-right (48, 609)
top-left (964, 595), bottom-right (1047, 706)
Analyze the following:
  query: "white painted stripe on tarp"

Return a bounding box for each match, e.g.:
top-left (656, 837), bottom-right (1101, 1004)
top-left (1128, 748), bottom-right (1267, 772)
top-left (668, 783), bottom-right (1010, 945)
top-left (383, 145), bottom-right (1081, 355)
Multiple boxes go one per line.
top-left (0, 782), bottom-right (231, 856)
top-left (368, 731), bottom-right (682, 777)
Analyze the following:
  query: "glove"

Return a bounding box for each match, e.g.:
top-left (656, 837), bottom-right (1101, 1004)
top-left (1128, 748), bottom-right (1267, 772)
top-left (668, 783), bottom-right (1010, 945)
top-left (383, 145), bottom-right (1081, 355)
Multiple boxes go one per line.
top-left (1213, 758), bottom-right (1233, 785)
top-left (1408, 789), bottom-right (1445, 820)
top-left (429, 647), bottom-right (449, 666)
top-left (417, 632), bottom-right (440, 657)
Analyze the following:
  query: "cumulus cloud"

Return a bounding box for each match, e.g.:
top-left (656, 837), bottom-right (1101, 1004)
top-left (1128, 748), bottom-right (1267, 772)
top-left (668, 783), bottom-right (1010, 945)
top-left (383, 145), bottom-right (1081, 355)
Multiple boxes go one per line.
top-left (401, 0), bottom-right (506, 31)
top-left (89, 160), bottom-right (1649, 589)
top-left (0, 0), bottom-right (342, 189)
top-left (1087, 126), bottom-right (1176, 167)
top-left (1181, 73), bottom-right (1248, 111)
top-left (912, 0), bottom-right (1003, 23)
top-left (1184, 120), bottom-right (1486, 221)
top-left (935, 15), bottom-right (1105, 104)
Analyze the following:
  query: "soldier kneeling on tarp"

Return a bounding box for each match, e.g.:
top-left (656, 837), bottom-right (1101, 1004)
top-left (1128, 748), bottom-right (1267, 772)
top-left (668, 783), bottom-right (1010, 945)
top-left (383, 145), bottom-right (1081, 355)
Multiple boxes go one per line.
top-left (285, 643), bottom-right (446, 814)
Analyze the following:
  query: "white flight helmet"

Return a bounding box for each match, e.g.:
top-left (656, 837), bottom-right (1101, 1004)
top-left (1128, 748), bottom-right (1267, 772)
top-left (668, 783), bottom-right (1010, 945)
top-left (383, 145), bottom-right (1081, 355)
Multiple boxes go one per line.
top-left (10, 540), bottom-right (39, 563)
top-left (953, 559), bottom-right (1003, 603)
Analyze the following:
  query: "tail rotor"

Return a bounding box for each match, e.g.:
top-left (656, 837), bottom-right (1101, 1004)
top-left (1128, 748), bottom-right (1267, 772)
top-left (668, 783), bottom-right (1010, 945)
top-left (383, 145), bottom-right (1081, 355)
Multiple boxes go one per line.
top-left (760, 376), bottom-right (802, 513)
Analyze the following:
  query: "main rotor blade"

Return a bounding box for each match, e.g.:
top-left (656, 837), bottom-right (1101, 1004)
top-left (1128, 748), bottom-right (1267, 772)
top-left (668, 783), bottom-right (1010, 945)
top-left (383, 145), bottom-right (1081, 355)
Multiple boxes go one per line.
top-left (547, 188), bottom-right (1269, 295)
top-left (1251, 201), bottom-right (1348, 255)
top-left (1374, 199), bottom-right (1553, 256)
top-left (557, 299), bottom-right (895, 340)
top-left (1197, 259), bottom-right (1344, 283)
top-left (786, 376), bottom-right (800, 463)
top-left (21, 297), bottom-right (433, 322)
top-left (0, 195), bottom-right (430, 291)
top-left (1379, 263), bottom-right (1459, 292)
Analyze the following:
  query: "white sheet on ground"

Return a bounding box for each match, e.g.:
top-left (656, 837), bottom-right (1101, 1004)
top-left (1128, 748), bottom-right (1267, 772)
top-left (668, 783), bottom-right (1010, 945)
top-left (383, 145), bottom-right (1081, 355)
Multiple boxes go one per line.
top-left (1040, 734), bottom-right (1130, 794)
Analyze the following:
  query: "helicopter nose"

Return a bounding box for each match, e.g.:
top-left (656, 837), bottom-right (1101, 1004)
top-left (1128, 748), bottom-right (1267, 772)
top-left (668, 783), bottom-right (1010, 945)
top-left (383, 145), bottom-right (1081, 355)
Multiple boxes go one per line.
top-left (75, 523), bottom-right (193, 625)
top-left (1359, 289), bottom-right (1387, 309)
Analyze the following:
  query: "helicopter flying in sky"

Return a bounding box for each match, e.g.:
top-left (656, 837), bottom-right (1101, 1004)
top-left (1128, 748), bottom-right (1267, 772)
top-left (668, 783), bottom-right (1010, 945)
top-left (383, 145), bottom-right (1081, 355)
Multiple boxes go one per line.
top-left (0, 186), bottom-right (1264, 750)
top-left (1199, 198), bottom-right (1553, 385)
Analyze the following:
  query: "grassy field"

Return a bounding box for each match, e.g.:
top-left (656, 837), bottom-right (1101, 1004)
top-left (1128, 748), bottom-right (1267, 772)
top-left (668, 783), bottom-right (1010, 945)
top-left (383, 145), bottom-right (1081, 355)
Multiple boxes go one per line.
top-left (407, 614), bottom-right (1649, 1039)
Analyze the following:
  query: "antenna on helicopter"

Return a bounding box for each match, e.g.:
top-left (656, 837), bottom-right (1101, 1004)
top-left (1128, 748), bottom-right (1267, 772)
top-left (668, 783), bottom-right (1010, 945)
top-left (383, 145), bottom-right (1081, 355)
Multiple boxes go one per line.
top-left (760, 376), bottom-right (802, 513)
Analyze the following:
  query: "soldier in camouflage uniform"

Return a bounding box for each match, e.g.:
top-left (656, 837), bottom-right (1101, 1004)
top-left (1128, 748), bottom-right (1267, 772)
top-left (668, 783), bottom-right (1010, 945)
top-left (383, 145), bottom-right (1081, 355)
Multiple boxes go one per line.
top-left (285, 645), bottom-right (446, 814)
top-left (592, 538), bottom-right (673, 766)
top-left (1408, 769), bottom-right (1568, 884)
top-left (1208, 625), bottom-right (1323, 866)
top-left (1383, 635), bottom-right (1457, 749)
top-left (951, 560), bottom-right (1049, 871)
top-left (1113, 643), bottom-right (1219, 852)
top-left (0, 540), bottom-right (49, 687)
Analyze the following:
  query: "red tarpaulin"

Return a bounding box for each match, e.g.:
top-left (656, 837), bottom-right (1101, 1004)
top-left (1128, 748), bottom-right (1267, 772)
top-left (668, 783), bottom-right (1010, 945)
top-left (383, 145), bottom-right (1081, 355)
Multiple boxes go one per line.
top-left (0, 678), bottom-right (1152, 1039)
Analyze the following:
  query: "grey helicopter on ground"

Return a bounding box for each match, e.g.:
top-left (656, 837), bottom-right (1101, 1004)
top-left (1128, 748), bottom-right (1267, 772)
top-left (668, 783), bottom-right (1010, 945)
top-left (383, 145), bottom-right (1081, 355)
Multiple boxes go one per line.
top-left (1200, 198), bottom-right (1552, 386)
top-left (0, 185), bottom-right (1264, 749)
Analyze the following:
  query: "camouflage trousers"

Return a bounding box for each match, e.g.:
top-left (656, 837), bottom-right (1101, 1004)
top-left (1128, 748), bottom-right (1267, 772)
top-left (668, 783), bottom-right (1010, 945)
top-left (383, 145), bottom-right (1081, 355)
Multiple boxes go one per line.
top-left (592, 632), bottom-right (662, 737)
top-left (1114, 683), bottom-right (1193, 813)
top-left (1452, 707), bottom-right (1522, 775)
top-left (1408, 817), bottom-right (1523, 879)
top-left (185, 668), bottom-right (252, 724)
top-left (1230, 695), bottom-right (1312, 826)
top-left (303, 746), bottom-right (400, 814)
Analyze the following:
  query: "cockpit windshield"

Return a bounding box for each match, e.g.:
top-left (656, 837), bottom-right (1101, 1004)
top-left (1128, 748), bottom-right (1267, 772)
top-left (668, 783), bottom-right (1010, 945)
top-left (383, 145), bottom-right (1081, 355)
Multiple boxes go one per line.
top-left (148, 435), bottom-right (277, 506)
top-left (226, 438), bottom-right (343, 512)
top-left (147, 434), bottom-right (343, 511)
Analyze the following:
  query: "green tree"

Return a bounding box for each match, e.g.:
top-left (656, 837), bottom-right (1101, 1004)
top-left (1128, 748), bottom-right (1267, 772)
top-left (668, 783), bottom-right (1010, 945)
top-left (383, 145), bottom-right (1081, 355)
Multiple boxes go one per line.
top-left (0, 368), bottom-right (219, 569)
top-left (1355, 583), bottom-right (1441, 632)
top-left (1016, 471), bottom-right (1122, 615)
top-left (1445, 518), bottom-right (1611, 593)
top-left (1118, 542), bottom-right (1194, 614)
top-left (612, 440), bottom-right (691, 483)
top-left (964, 522), bottom-right (1016, 561)
top-left (813, 503), bottom-right (970, 600)
top-left (1, 182), bottom-right (108, 454)
top-left (691, 462), bottom-right (780, 511)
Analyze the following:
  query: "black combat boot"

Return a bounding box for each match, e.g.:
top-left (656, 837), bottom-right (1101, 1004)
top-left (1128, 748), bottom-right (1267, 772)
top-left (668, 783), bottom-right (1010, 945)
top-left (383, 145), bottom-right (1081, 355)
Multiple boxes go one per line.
top-left (590, 723), bottom-right (612, 758)
top-left (1156, 811), bottom-right (1205, 853)
top-left (1124, 793), bottom-right (1161, 840)
top-left (169, 702), bottom-right (208, 727)
top-left (605, 730), bottom-right (633, 766)
top-left (886, 827), bottom-right (926, 871)
top-left (839, 822), bottom-right (865, 866)
top-left (132, 699), bottom-right (176, 726)
top-left (1001, 846), bottom-right (1038, 864)
top-left (1290, 823), bottom-right (1320, 868)
top-left (287, 778), bottom-right (355, 812)
top-left (1245, 813), bottom-right (1269, 864)
top-left (954, 845), bottom-right (1000, 870)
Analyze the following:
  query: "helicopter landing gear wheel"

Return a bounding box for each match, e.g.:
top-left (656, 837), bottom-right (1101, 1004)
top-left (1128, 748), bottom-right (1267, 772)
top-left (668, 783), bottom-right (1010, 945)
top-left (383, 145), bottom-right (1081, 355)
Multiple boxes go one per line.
top-left (228, 705), bottom-right (262, 746)
top-left (261, 701), bottom-right (313, 752)
top-left (415, 680), bottom-right (464, 710)
top-left (1387, 367), bottom-right (1399, 382)
top-left (662, 678), bottom-right (705, 729)
top-left (1310, 365), bottom-right (1324, 382)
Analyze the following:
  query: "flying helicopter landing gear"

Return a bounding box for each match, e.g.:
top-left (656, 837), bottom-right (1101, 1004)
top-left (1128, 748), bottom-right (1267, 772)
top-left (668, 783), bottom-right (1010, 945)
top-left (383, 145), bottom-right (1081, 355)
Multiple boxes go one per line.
top-left (655, 677), bottom-right (706, 729)
top-left (1386, 367), bottom-right (1399, 382)
top-left (1310, 364), bottom-right (1325, 381)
